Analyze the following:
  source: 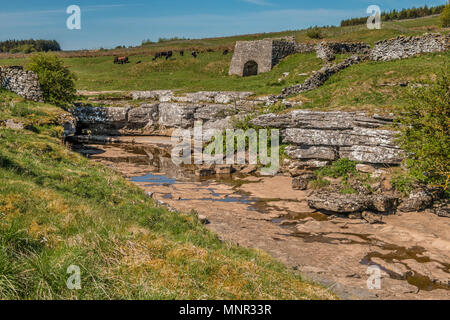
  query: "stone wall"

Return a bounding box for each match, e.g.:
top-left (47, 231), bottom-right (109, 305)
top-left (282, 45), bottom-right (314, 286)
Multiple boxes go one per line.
top-left (316, 42), bottom-right (371, 62)
top-left (280, 33), bottom-right (449, 98)
top-left (271, 38), bottom-right (301, 66)
top-left (0, 66), bottom-right (44, 102)
top-left (251, 110), bottom-right (402, 166)
top-left (370, 33), bottom-right (449, 61)
top-left (280, 55), bottom-right (365, 97)
top-left (294, 43), bottom-right (316, 54)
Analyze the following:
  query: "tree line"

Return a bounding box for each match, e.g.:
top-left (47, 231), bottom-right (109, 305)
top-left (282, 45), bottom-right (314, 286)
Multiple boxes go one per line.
top-left (0, 39), bottom-right (61, 54)
top-left (340, 5), bottom-right (446, 27)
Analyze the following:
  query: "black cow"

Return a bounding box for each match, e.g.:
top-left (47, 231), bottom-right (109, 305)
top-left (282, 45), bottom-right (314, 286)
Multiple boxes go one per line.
top-left (153, 51), bottom-right (173, 61)
top-left (153, 52), bottom-right (162, 60)
top-left (191, 51), bottom-right (198, 58)
top-left (179, 50), bottom-right (184, 56)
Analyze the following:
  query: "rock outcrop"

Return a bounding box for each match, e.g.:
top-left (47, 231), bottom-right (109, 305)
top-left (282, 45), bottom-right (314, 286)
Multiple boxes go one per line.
top-left (74, 101), bottom-right (249, 136)
top-left (0, 66), bottom-right (44, 102)
top-left (251, 110), bottom-right (402, 165)
top-left (307, 192), bottom-right (399, 214)
top-left (131, 90), bottom-right (254, 104)
top-left (398, 189), bottom-right (434, 213)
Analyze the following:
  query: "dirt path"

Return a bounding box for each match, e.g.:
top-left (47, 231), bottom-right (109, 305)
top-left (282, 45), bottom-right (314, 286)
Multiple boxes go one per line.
top-left (74, 141), bottom-right (450, 300)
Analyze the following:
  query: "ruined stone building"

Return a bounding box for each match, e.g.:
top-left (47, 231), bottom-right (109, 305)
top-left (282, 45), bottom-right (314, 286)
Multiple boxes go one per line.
top-left (229, 37), bottom-right (313, 77)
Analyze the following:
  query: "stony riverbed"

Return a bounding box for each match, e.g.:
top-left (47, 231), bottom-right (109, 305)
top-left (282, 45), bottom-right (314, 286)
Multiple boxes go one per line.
top-left (72, 139), bottom-right (450, 300)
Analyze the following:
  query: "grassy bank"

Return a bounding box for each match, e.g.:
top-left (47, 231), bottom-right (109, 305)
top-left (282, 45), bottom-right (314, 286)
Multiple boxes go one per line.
top-left (0, 90), bottom-right (334, 299)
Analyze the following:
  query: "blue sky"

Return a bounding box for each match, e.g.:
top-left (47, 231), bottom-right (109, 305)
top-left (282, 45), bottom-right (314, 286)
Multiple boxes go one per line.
top-left (0, 0), bottom-right (447, 50)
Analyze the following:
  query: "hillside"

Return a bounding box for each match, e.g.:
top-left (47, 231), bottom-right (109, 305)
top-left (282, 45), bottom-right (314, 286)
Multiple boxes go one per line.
top-left (0, 90), bottom-right (335, 299)
top-left (0, 16), bottom-right (448, 112)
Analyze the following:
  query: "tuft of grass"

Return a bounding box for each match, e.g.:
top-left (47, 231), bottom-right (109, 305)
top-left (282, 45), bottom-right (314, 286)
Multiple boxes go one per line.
top-left (309, 177), bottom-right (331, 190)
top-left (316, 158), bottom-right (358, 180)
top-left (391, 171), bottom-right (417, 196)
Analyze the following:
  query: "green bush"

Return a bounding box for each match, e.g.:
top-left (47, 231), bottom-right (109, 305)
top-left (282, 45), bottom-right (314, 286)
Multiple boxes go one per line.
top-left (27, 53), bottom-right (77, 106)
top-left (306, 27), bottom-right (323, 39)
top-left (440, 3), bottom-right (450, 27)
top-left (397, 70), bottom-right (450, 191)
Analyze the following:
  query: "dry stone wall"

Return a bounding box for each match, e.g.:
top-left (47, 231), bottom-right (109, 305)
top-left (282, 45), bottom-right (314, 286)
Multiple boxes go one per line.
top-left (315, 42), bottom-right (371, 62)
top-left (370, 33), bottom-right (449, 61)
top-left (280, 55), bottom-right (365, 97)
top-left (280, 33), bottom-right (449, 98)
top-left (0, 66), bottom-right (44, 102)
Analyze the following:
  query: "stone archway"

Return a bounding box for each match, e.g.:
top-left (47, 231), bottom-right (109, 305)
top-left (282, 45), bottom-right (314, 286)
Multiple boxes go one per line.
top-left (243, 60), bottom-right (258, 77)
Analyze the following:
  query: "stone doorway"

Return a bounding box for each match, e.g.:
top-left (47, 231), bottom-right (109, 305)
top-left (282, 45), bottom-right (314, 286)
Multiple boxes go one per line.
top-left (243, 61), bottom-right (258, 77)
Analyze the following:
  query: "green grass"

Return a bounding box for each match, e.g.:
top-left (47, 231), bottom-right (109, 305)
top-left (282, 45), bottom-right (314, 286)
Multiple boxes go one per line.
top-left (0, 52), bottom-right (324, 95)
top-left (0, 90), bottom-right (334, 300)
top-left (300, 51), bottom-right (450, 112)
top-left (0, 15), bottom-right (448, 103)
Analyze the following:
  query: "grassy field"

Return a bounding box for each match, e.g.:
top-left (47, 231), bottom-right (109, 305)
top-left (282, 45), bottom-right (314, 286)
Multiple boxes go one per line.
top-left (0, 90), bottom-right (335, 299)
top-left (0, 16), bottom-right (448, 112)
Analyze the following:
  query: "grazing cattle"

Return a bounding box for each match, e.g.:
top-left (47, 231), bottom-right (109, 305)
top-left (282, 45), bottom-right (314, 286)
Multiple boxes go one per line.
top-left (223, 49), bottom-right (229, 55)
top-left (153, 53), bottom-right (160, 60)
top-left (153, 51), bottom-right (173, 61)
top-left (191, 51), bottom-right (198, 58)
top-left (179, 50), bottom-right (184, 56)
top-left (114, 56), bottom-right (129, 64)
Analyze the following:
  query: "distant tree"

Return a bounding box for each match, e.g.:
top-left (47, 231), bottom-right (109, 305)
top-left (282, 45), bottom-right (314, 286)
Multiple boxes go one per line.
top-left (141, 39), bottom-right (155, 45)
top-left (0, 39), bottom-right (61, 53)
top-left (340, 4), bottom-right (445, 27)
top-left (306, 26), bottom-right (323, 39)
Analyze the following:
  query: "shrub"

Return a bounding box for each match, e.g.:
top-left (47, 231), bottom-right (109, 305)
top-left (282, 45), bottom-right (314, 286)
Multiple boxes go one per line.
top-left (27, 53), bottom-right (77, 106)
top-left (440, 3), bottom-right (450, 27)
top-left (306, 27), bottom-right (323, 39)
top-left (397, 70), bottom-right (450, 191)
